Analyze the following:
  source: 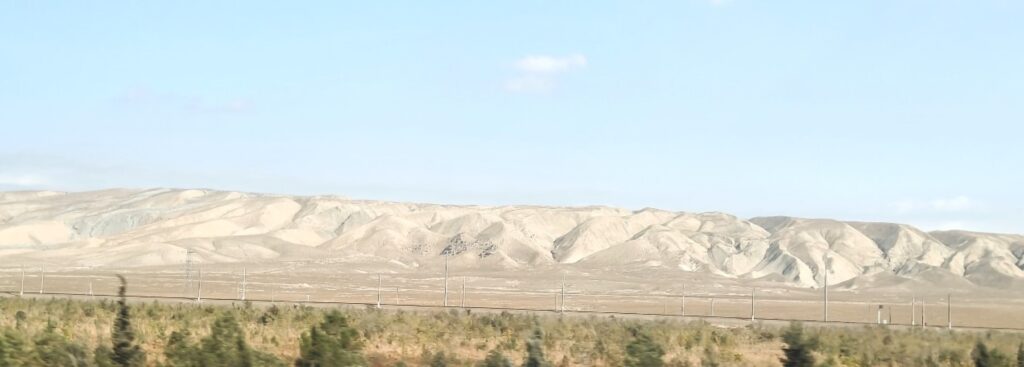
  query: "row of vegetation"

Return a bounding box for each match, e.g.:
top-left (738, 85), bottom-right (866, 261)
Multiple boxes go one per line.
top-left (0, 277), bottom-right (1022, 366)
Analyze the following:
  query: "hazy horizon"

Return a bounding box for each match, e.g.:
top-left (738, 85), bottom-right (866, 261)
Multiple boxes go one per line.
top-left (0, 186), bottom-right (1014, 235)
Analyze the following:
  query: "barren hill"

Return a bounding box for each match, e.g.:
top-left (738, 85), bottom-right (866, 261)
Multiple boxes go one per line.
top-left (1, 188), bottom-right (1021, 289)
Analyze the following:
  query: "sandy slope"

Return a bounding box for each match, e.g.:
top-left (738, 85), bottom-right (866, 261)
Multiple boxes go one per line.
top-left (0, 188), bottom-right (1021, 290)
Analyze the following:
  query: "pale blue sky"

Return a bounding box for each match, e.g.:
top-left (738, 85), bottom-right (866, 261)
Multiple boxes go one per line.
top-left (1, 1), bottom-right (1022, 233)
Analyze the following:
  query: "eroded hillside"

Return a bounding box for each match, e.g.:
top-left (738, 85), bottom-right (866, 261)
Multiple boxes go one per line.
top-left (1, 189), bottom-right (1021, 288)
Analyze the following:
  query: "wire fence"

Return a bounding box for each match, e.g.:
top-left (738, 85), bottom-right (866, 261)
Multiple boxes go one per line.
top-left (1, 266), bottom-right (1022, 332)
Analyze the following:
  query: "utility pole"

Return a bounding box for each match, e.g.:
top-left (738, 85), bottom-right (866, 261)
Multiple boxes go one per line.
top-left (19, 266), bottom-right (25, 296)
top-left (911, 296), bottom-right (916, 326)
top-left (680, 285), bottom-right (686, 317)
top-left (921, 298), bottom-right (927, 328)
top-left (184, 249), bottom-right (197, 298)
top-left (710, 297), bottom-right (715, 317)
top-left (240, 267), bottom-right (247, 301)
top-left (376, 274), bottom-right (382, 309)
top-left (395, 287), bottom-right (400, 306)
top-left (38, 267), bottom-right (43, 294)
top-left (876, 305), bottom-right (882, 324)
top-left (560, 273), bottom-right (566, 313)
top-left (89, 282), bottom-right (94, 298)
top-left (823, 258), bottom-right (829, 323)
top-left (750, 288), bottom-right (756, 321)
top-left (196, 268), bottom-right (203, 304)
top-left (443, 255), bottom-right (449, 307)
top-left (946, 293), bottom-right (952, 330)
top-left (461, 277), bottom-right (466, 308)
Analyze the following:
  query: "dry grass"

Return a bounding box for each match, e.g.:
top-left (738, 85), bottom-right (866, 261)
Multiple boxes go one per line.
top-left (1, 294), bottom-right (1021, 366)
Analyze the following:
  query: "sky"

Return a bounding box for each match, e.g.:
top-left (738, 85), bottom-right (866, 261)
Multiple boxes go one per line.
top-left (1, 1), bottom-right (1022, 233)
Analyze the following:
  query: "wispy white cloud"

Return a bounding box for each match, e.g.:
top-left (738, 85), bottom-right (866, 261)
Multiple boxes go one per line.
top-left (504, 75), bottom-right (556, 93)
top-left (118, 87), bottom-right (253, 114)
top-left (892, 199), bottom-right (917, 214)
top-left (886, 195), bottom-right (995, 232)
top-left (0, 154), bottom-right (126, 191)
top-left (892, 195), bottom-right (978, 214)
top-left (0, 174), bottom-right (48, 187)
top-left (928, 221), bottom-right (971, 231)
top-left (929, 196), bottom-right (974, 212)
top-left (515, 54), bottom-right (587, 73)
top-left (505, 54), bottom-right (587, 93)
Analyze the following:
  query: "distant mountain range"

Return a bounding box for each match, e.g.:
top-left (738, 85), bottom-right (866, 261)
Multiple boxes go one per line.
top-left (1, 189), bottom-right (1021, 289)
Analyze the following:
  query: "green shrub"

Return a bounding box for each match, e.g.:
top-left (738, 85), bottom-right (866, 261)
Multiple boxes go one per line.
top-left (33, 322), bottom-right (89, 367)
top-left (295, 310), bottom-right (365, 367)
top-left (1017, 343), bottom-right (1023, 367)
top-left (0, 328), bottom-right (37, 366)
top-left (109, 275), bottom-right (145, 367)
top-left (430, 351), bottom-right (449, 367)
top-left (197, 313), bottom-right (283, 366)
top-left (972, 340), bottom-right (1012, 367)
top-left (523, 327), bottom-right (550, 367)
top-left (163, 329), bottom-right (195, 366)
top-left (478, 349), bottom-right (513, 367)
top-left (780, 322), bottom-right (814, 367)
top-left (0, 292), bottom-right (1020, 367)
top-left (625, 328), bottom-right (664, 367)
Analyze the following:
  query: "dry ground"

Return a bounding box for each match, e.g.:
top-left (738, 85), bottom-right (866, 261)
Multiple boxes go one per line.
top-left (2, 261), bottom-right (1022, 331)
